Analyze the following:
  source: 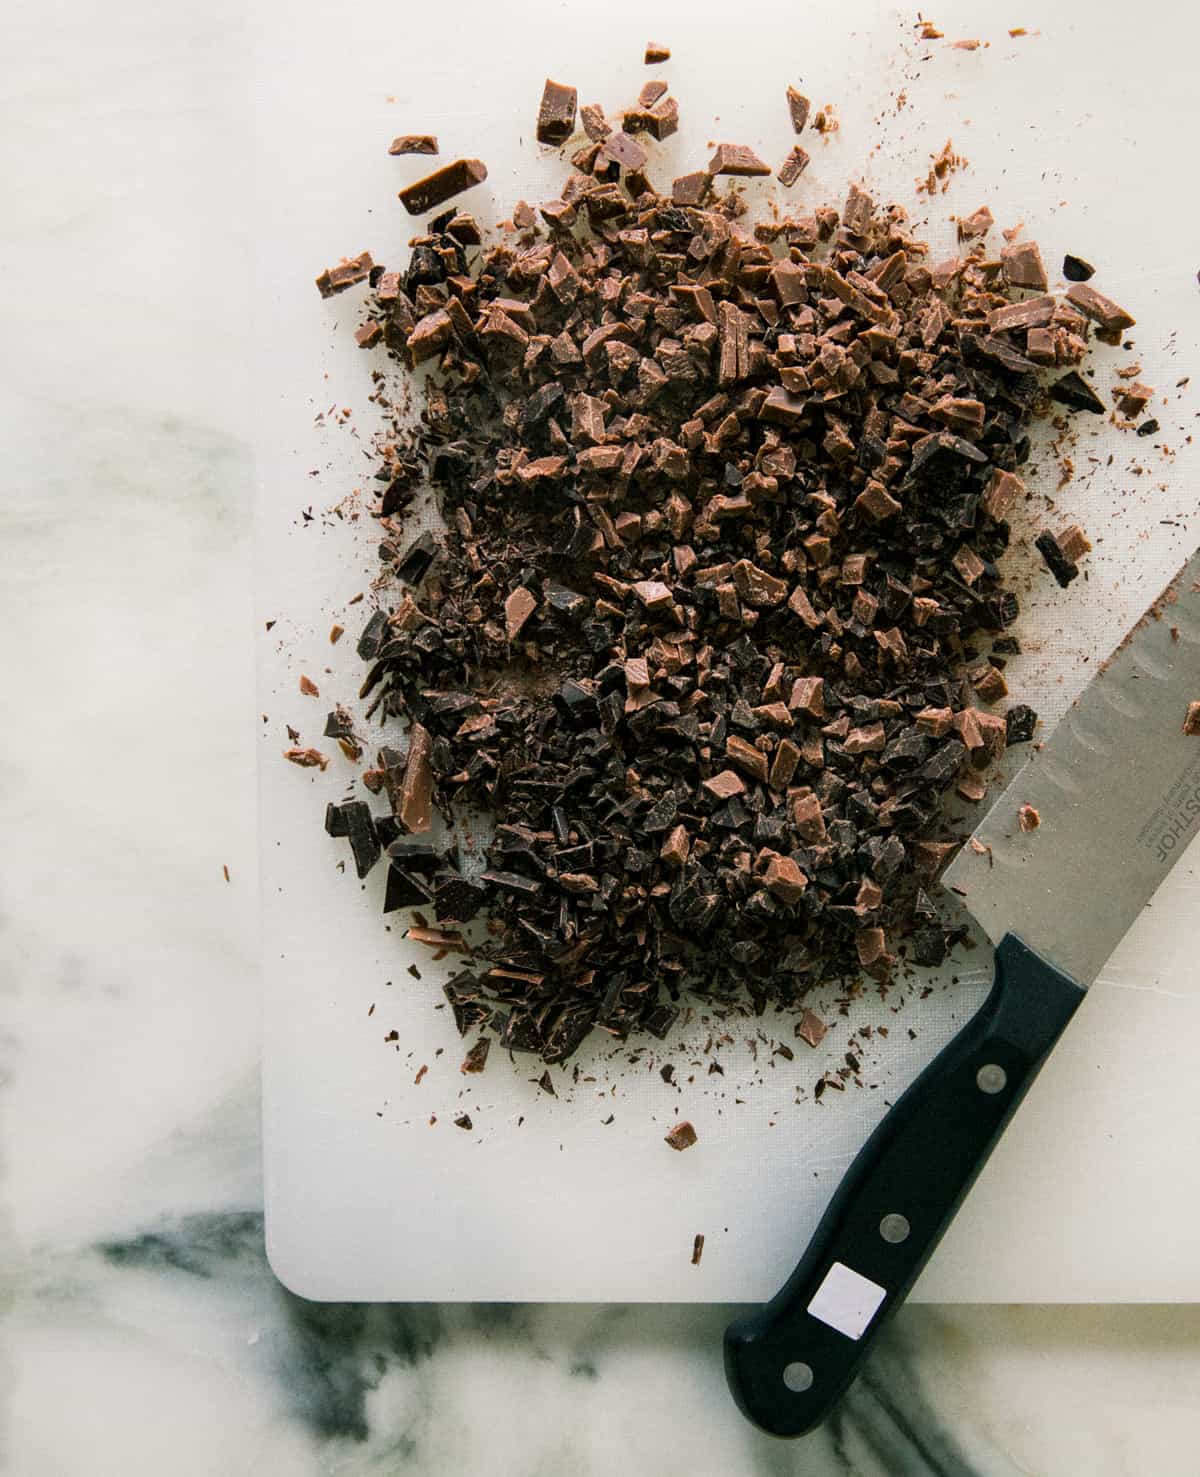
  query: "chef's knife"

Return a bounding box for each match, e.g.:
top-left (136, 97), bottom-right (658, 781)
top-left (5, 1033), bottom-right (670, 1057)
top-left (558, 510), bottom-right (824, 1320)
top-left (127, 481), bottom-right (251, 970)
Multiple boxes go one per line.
top-left (725, 548), bottom-right (1200, 1437)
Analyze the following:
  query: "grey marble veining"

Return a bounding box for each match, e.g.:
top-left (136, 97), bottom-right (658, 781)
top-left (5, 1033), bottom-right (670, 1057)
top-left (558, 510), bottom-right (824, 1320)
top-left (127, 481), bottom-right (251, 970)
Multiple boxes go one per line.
top-left (4, 1), bottom-right (1200, 1474)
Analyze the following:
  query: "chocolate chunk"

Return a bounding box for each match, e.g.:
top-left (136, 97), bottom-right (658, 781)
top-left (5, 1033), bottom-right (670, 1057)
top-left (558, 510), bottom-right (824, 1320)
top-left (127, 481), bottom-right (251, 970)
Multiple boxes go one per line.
top-left (797, 1010), bottom-right (827, 1048)
top-left (786, 87), bottom-right (810, 133)
top-left (664, 1120), bottom-right (697, 1151)
top-left (580, 103), bottom-right (610, 141)
top-left (778, 146), bottom-right (810, 188)
top-left (1184, 703), bottom-right (1200, 737)
top-left (398, 723), bottom-right (435, 833)
top-left (536, 79), bottom-right (578, 145)
top-left (691, 1233), bottom-right (705, 1266)
top-left (671, 171), bottom-right (711, 206)
top-left (1017, 803), bottom-right (1041, 831)
top-left (644, 41), bottom-right (670, 63)
top-left (1050, 371), bottom-right (1105, 415)
top-left (398, 159), bottom-right (488, 216)
top-left (1137, 418), bottom-right (1159, 437)
top-left (1000, 240), bottom-right (1048, 292)
top-left (1065, 282), bottom-right (1135, 338)
top-left (505, 587), bottom-right (538, 640)
top-left (461, 1038), bottom-right (491, 1073)
top-left (315, 251), bottom-right (374, 298)
top-left (708, 143), bottom-right (771, 177)
top-left (1062, 254), bottom-right (1095, 282)
top-left (1055, 524), bottom-right (1092, 564)
top-left (388, 135), bottom-right (438, 156)
top-left (1034, 531), bottom-right (1078, 588)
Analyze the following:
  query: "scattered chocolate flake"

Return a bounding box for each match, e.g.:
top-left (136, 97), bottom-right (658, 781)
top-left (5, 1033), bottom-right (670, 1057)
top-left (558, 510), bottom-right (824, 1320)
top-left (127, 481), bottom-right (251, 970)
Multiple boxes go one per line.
top-left (691, 1233), bottom-right (705, 1266)
top-left (664, 1120), bottom-right (698, 1151)
top-left (644, 41), bottom-right (670, 64)
top-left (398, 159), bottom-right (488, 217)
top-left (797, 1010), bottom-right (827, 1048)
top-left (299, 674), bottom-right (319, 697)
top-left (329, 623), bottom-right (344, 644)
top-left (786, 87), bottom-right (810, 134)
top-left (461, 1038), bottom-right (491, 1073)
top-left (536, 79), bottom-right (578, 145)
top-left (284, 746), bottom-right (328, 770)
top-left (1183, 703), bottom-right (1200, 737)
top-left (389, 135), bottom-right (438, 156)
top-left (1062, 254), bottom-right (1094, 283)
top-left (1017, 803), bottom-right (1040, 832)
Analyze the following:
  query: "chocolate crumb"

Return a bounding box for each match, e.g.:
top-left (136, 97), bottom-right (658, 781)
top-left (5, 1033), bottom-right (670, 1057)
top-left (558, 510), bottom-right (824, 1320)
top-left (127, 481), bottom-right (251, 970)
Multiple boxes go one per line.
top-left (1017, 804), bottom-right (1041, 832)
top-left (786, 87), bottom-right (811, 134)
top-left (665, 1120), bottom-right (698, 1151)
top-left (691, 1233), bottom-right (705, 1266)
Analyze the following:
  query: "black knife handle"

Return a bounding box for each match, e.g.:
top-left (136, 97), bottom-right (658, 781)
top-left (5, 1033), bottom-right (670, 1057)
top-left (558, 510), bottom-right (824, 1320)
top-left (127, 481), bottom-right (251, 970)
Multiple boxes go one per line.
top-left (724, 933), bottom-right (1085, 1438)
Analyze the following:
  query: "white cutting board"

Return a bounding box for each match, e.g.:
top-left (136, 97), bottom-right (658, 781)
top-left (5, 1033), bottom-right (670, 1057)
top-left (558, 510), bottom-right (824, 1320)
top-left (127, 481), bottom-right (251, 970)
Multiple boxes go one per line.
top-left (256, 0), bottom-right (1200, 1301)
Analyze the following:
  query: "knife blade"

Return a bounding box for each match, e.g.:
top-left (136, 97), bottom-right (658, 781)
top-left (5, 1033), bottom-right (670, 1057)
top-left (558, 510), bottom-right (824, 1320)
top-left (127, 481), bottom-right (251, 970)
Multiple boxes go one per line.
top-left (725, 548), bottom-right (1200, 1438)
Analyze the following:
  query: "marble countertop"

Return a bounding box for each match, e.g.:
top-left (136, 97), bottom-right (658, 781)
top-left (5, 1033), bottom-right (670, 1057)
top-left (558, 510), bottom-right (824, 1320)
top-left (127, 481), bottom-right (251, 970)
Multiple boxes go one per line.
top-left (4, 1), bottom-right (1199, 1472)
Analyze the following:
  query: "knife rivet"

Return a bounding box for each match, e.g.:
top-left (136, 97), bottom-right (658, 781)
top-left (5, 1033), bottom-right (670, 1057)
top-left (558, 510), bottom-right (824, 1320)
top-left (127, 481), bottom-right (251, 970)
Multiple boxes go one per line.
top-left (782, 1361), bottom-right (814, 1393)
top-left (879, 1213), bottom-right (910, 1244)
top-left (976, 1063), bottom-right (1007, 1095)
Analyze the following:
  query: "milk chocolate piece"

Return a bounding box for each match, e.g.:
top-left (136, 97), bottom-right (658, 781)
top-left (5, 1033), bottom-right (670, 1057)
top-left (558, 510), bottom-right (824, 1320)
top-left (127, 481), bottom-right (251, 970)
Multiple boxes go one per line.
top-left (399, 159), bottom-right (488, 216)
top-left (709, 143), bottom-right (771, 177)
top-left (664, 1120), bottom-right (697, 1150)
top-left (398, 723), bottom-right (434, 833)
top-left (1065, 282), bottom-right (1136, 339)
top-left (536, 79), bottom-right (578, 145)
top-left (388, 135), bottom-right (438, 156)
top-left (786, 86), bottom-right (810, 133)
top-left (316, 251), bottom-right (374, 298)
top-left (778, 146), bottom-right (810, 187)
top-left (1000, 240), bottom-right (1048, 291)
top-left (671, 171), bottom-right (710, 206)
top-left (644, 41), bottom-right (670, 63)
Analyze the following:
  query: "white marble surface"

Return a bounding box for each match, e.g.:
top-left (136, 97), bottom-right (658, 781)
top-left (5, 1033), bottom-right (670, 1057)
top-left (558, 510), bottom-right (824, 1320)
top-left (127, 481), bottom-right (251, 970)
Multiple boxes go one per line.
top-left (4, 1), bottom-right (1200, 1472)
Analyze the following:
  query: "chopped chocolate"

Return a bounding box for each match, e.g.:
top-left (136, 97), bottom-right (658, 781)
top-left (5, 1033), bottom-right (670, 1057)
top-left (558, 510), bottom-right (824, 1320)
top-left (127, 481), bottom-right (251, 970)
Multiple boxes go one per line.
top-left (691, 1233), bottom-right (705, 1266)
top-left (778, 146), bottom-right (810, 188)
top-left (664, 1120), bottom-right (697, 1151)
top-left (316, 251), bottom-right (374, 298)
top-left (1055, 524), bottom-right (1092, 564)
top-left (1034, 531), bottom-right (1078, 588)
top-left (1000, 240), bottom-right (1048, 292)
top-left (671, 171), bottom-right (710, 206)
top-left (708, 143), bottom-right (771, 177)
top-left (461, 1038), bottom-right (491, 1073)
top-left (644, 41), bottom-right (670, 63)
top-left (1183, 702), bottom-right (1200, 737)
top-left (388, 135), bottom-right (438, 156)
top-left (1065, 282), bottom-right (1135, 340)
top-left (398, 159), bottom-right (488, 216)
top-left (797, 1010), bottom-right (827, 1048)
top-left (786, 87), bottom-right (811, 134)
top-left (1017, 803), bottom-right (1040, 832)
top-left (284, 746), bottom-right (328, 770)
top-left (1062, 254), bottom-right (1095, 283)
top-left (309, 70), bottom-right (1134, 1068)
top-left (1050, 371), bottom-right (1105, 415)
top-left (536, 79), bottom-right (578, 145)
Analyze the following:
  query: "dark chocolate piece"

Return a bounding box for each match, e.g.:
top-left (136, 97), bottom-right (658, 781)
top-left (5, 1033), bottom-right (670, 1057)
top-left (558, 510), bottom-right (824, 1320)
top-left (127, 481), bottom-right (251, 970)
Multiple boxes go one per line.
top-left (1049, 371), bottom-right (1105, 415)
top-left (1034, 531), bottom-right (1079, 587)
top-left (1062, 254), bottom-right (1094, 282)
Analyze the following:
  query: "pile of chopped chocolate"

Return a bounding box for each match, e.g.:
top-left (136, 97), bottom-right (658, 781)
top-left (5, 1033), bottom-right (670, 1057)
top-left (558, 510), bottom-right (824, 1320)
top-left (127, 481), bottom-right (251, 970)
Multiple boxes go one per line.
top-left (312, 70), bottom-right (1135, 1066)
